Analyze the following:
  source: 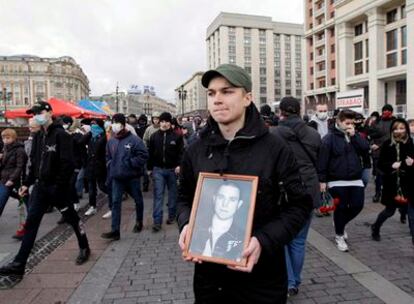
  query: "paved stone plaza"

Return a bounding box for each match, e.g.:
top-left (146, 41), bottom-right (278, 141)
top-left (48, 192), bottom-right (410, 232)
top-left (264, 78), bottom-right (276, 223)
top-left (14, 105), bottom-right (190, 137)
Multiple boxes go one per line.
top-left (0, 183), bottom-right (413, 304)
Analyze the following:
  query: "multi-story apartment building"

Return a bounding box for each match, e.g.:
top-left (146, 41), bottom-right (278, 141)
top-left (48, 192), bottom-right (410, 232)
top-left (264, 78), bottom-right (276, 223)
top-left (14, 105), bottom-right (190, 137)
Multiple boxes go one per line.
top-left (304, 0), bottom-right (337, 111)
top-left (206, 13), bottom-right (304, 108)
top-left (0, 55), bottom-right (90, 109)
top-left (176, 72), bottom-right (207, 115)
top-left (335, 0), bottom-right (413, 117)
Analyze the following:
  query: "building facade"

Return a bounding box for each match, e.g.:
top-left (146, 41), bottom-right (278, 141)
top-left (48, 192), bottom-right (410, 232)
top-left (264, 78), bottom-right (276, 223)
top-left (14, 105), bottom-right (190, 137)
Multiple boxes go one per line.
top-left (176, 72), bottom-right (207, 115)
top-left (304, 0), bottom-right (337, 112)
top-left (335, 0), bottom-right (413, 117)
top-left (0, 55), bottom-right (90, 109)
top-left (98, 92), bottom-right (176, 116)
top-left (206, 13), bottom-right (304, 108)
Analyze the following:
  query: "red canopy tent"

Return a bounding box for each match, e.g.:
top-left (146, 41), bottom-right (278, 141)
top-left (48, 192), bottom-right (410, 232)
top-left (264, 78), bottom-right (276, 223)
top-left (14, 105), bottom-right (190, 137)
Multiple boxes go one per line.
top-left (4, 98), bottom-right (107, 119)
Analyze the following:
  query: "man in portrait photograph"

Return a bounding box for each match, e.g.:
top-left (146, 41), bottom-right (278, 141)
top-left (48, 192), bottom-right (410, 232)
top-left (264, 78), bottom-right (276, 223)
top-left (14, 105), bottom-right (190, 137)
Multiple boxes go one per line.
top-left (190, 182), bottom-right (245, 261)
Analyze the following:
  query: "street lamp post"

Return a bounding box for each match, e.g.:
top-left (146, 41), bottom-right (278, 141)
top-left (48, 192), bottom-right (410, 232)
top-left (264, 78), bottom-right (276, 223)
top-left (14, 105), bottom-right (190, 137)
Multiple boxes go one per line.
top-left (115, 82), bottom-right (119, 113)
top-left (178, 85), bottom-right (187, 117)
top-left (1, 87), bottom-right (10, 124)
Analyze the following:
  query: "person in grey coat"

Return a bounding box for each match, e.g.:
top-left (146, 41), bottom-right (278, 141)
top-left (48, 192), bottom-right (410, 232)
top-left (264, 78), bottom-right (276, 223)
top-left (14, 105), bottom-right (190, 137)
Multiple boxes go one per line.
top-left (271, 96), bottom-right (321, 297)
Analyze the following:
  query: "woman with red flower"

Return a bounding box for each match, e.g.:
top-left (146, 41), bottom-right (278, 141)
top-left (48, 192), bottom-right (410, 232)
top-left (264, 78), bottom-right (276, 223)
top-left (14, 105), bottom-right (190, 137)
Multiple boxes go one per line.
top-left (371, 119), bottom-right (414, 244)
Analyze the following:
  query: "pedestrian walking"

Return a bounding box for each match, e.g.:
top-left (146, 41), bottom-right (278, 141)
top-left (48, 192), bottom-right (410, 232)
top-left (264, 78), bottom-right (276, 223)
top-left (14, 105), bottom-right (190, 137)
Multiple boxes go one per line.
top-left (369, 104), bottom-right (395, 203)
top-left (101, 113), bottom-right (148, 240)
top-left (81, 118), bottom-right (110, 217)
top-left (318, 109), bottom-right (370, 252)
top-left (0, 101), bottom-right (90, 280)
top-left (272, 97), bottom-right (321, 298)
top-left (371, 118), bottom-right (414, 244)
top-left (143, 111), bottom-right (160, 147)
top-left (148, 112), bottom-right (183, 232)
top-left (0, 129), bottom-right (28, 218)
top-left (308, 103), bottom-right (329, 138)
top-left (177, 64), bottom-right (313, 304)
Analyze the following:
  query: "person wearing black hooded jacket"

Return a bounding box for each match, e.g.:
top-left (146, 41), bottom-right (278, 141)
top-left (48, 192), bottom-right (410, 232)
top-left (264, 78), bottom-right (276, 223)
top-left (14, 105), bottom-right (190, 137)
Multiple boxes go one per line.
top-left (371, 118), bottom-right (414, 244)
top-left (177, 64), bottom-right (312, 304)
top-left (0, 102), bottom-right (90, 280)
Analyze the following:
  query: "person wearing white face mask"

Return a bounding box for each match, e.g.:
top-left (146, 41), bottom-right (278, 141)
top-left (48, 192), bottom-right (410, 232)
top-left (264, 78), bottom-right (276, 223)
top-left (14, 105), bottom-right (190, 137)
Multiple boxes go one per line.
top-left (0, 102), bottom-right (91, 281)
top-left (309, 103), bottom-right (329, 139)
top-left (102, 113), bottom-right (148, 240)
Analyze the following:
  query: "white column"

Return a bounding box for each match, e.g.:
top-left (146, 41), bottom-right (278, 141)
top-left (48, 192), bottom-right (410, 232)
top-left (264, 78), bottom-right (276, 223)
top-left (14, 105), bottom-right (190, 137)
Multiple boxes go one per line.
top-left (336, 22), bottom-right (353, 93)
top-left (367, 7), bottom-right (386, 113)
top-left (406, 0), bottom-right (414, 118)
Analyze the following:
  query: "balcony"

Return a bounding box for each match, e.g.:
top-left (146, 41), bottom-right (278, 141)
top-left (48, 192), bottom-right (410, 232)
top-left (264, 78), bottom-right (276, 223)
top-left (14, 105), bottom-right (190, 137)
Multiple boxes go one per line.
top-left (315, 54), bottom-right (326, 63)
top-left (316, 69), bottom-right (326, 78)
top-left (315, 37), bottom-right (325, 47)
top-left (314, 6), bottom-right (325, 18)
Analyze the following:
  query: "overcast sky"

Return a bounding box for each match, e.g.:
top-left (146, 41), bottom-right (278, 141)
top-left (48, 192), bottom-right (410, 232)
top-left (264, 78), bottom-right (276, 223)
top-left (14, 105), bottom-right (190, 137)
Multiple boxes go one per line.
top-left (1, 0), bottom-right (303, 103)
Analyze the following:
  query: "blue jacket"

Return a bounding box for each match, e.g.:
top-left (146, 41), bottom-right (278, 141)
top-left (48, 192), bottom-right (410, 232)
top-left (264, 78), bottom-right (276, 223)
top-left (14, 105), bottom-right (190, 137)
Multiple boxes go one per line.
top-left (317, 128), bottom-right (369, 183)
top-left (106, 131), bottom-right (148, 180)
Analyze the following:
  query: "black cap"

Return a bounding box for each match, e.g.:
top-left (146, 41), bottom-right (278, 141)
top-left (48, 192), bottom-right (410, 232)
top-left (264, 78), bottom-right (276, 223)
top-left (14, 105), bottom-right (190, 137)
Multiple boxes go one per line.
top-left (61, 115), bottom-right (73, 125)
top-left (382, 104), bottom-right (394, 112)
top-left (112, 113), bottom-right (126, 125)
top-left (159, 112), bottom-right (172, 123)
top-left (279, 96), bottom-right (300, 115)
top-left (26, 101), bottom-right (53, 115)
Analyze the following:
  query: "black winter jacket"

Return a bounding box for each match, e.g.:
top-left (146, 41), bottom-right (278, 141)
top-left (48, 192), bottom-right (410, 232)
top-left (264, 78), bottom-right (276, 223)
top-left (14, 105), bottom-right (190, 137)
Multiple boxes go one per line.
top-left (24, 122), bottom-right (74, 189)
top-left (72, 132), bottom-right (87, 170)
top-left (272, 116), bottom-right (321, 208)
top-left (377, 119), bottom-right (414, 206)
top-left (318, 128), bottom-right (369, 183)
top-left (148, 129), bottom-right (183, 170)
top-left (80, 132), bottom-right (107, 180)
top-left (0, 142), bottom-right (27, 185)
top-left (177, 104), bottom-right (313, 303)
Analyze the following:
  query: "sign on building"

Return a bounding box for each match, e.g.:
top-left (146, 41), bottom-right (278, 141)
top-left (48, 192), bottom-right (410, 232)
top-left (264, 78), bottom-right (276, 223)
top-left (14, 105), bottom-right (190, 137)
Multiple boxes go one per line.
top-left (336, 89), bottom-right (364, 113)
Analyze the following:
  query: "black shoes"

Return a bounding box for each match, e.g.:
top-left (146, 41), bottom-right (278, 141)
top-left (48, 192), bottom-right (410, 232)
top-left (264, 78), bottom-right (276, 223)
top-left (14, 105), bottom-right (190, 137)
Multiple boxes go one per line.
top-left (166, 218), bottom-right (176, 225)
top-left (372, 193), bottom-right (381, 203)
top-left (287, 287), bottom-right (299, 298)
top-left (76, 247), bottom-right (90, 265)
top-left (400, 215), bottom-right (407, 224)
top-left (371, 225), bottom-right (381, 241)
top-left (0, 261), bottom-right (25, 277)
top-left (152, 224), bottom-right (162, 232)
top-left (132, 221), bottom-right (143, 233)
top-left (101, 231), bottom-right (120, 240)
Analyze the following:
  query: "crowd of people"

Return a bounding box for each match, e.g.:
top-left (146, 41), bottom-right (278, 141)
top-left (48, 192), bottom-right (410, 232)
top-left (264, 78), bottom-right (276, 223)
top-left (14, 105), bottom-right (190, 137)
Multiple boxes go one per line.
top-left (0, 63), bottom-right (412, 304)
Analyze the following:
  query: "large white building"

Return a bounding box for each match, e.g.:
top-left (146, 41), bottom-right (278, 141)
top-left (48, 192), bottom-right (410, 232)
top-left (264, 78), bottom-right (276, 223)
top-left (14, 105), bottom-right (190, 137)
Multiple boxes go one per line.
top-left (176, 72), bottom-right (207, 115)
top-left (0, 55), bottom-right (89, 109)
top-left (335, 0), bottom-right (413, 117)
top-left (206, 13), bottom-right (304, 107)
top-left (98, 91), bottom-right (176, 116)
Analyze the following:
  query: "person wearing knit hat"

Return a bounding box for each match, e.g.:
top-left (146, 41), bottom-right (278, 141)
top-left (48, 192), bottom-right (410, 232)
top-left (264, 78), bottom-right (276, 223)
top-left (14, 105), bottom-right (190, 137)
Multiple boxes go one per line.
top-left (102, 113), bottom-right (148, 240)
top-left (143, 112), bottom-right (161, 147)
top-left (148, 111), bottom-right (183, 232)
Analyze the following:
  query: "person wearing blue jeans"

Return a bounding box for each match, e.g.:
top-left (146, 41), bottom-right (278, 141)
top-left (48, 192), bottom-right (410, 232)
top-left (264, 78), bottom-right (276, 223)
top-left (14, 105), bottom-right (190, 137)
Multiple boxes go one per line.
top-left (102, 113), bottom-right (148, 240)
top-left (147, 112), bottom-right (183, 232)
top-left (152, 167), bottom-right (177, 227)
top-left (111, 177), bottom-right (144, 234)
top-left (285, 216), bottom-right (312, 296)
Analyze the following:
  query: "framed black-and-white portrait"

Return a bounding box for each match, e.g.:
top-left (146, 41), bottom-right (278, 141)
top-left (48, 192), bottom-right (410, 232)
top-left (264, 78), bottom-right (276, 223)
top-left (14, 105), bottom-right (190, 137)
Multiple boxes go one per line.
top-left (184, 172), bottom-right (258, 267)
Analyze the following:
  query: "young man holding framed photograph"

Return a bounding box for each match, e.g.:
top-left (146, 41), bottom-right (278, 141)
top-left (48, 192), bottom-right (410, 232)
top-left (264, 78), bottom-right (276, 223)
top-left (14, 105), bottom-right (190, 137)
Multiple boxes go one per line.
top-left (177, 64), bottom-right (313, 304)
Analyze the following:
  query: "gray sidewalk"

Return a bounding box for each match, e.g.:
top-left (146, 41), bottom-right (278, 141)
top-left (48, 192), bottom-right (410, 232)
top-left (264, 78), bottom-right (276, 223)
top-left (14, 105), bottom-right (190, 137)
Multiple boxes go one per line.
top-left (66, 183), bottom-right (414, 304)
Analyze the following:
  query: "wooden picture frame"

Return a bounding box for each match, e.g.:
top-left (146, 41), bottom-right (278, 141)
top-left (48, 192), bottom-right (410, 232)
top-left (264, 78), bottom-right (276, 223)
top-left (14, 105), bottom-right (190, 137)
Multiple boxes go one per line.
top-left (184, 172), bottom-right (258, 267)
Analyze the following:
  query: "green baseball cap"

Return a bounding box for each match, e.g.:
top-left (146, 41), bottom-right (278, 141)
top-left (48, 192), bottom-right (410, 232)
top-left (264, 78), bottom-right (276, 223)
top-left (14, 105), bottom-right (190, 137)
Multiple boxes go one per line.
top-left (201, 64), bottom-right (252, 92)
